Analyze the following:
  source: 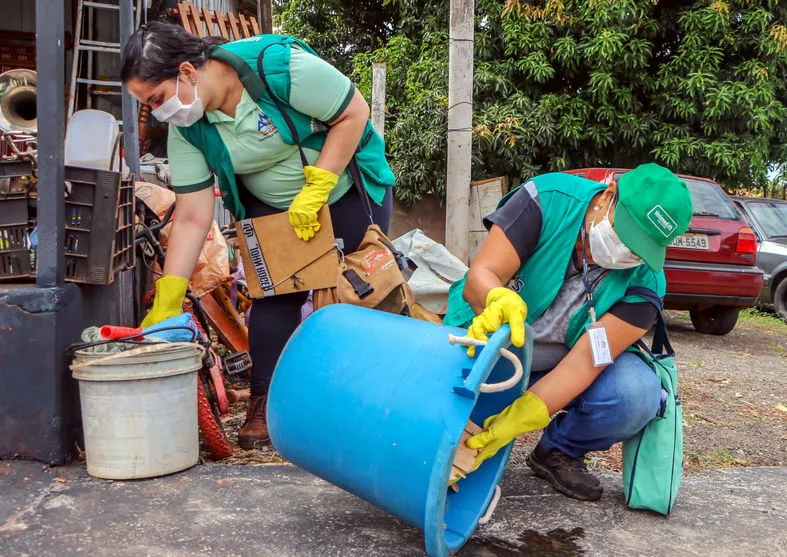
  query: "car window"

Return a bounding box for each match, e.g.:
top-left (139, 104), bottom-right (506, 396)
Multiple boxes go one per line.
top-left (613, 172), bottom-right (738, 219)
top-left (745, 202), bottom-right (787, 239)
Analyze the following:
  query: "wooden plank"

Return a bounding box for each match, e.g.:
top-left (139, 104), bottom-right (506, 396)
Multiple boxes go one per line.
top-left (214, 10), bottom-right (230, 40)
top-left (448, 419), bottom-right (482, 486)
top-left (238, 13), bottom-right (251, 38)
top-left (175, 5), bottom-right (193, 34)
top-left (469, 176), bottom-right (506, 233)
top-left (468, 176), bottom-right (507, 262)
top-left (465, 421), bottom-right (483, 435)
top-left (249, 15), bottom-right (260, 35)
top-left (188, 2), bottom-right (206, 37)
top-left (202, 7), bottom-right (215, 36)
top-left (227, 12), bottom-right (241, 41)
top-left (453, 430), bottom-right (478, 471)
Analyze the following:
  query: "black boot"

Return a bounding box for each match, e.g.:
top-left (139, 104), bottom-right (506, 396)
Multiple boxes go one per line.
top-left (526, 443), bottom-right (602, 501)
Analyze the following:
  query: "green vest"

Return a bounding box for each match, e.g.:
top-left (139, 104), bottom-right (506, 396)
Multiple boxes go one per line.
top-left (443, 173), bottom-right (666, 348)
top-left (176, 35), bottom-right (395, 219)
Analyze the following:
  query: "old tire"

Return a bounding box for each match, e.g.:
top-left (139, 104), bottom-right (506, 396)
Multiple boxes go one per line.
top-left (774, 279), bottom-right (787, 322)
top-left (198, 379), bottom-right (234, 459)
top-left (689, 306), bottom-right (740, 335)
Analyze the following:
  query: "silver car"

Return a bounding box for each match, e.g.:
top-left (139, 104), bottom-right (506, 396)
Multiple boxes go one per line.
top-left (733, 197), bottom-right (787, 320)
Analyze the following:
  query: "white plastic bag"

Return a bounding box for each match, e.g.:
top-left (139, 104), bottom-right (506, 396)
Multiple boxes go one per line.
top-left (392, 229), bottom-right (468, 315)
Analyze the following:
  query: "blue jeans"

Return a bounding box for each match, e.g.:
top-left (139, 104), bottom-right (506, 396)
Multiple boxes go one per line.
top-left (530, 351), bottom-right (662, 458)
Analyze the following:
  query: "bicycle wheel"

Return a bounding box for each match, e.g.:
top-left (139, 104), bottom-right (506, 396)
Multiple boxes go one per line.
top-left (198, 376), bottom-right (234, 459)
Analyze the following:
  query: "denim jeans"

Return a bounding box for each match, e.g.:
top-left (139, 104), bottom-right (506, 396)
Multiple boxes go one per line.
top-left (531, 351), bottom-right (662, 458)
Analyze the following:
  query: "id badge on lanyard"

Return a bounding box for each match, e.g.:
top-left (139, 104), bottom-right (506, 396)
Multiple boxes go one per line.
top-left (581, 227), bottom-right (613, 367)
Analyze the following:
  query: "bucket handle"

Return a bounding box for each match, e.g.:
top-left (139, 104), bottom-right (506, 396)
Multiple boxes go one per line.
top-left (447, 334), bottom-right (524, 393)
top-left (478, 485), bottom-right (502, 525)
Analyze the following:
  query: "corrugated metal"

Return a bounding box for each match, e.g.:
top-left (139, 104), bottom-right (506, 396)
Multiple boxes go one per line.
top-left (191, 0), bottom-right (236, 14)
top-left (1, 0), bottom-right (74, 96)
top-left (1, 0), bottom-right (38, 33)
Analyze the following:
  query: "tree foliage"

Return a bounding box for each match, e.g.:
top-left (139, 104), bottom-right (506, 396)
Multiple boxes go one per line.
top-left (273, 0), bottom-right (400, 74)
top-left (279, 0), bottom-right (787, 203)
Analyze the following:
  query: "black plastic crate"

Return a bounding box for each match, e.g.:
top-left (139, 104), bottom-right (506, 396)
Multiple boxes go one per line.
top-left (0, 192), bottom-right (32, 280)
top-left (0, 247), bottom-right (31, 279)
top-left (111, 179), bottom-right (135, 275)
top-left (0, 192), bottom-right (29, 226)
top-left (63, 166), bottom-right (135, 285)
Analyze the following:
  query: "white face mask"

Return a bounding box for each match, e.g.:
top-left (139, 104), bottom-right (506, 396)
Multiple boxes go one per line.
top-left (588, 199), bottom-right (643, 269)
top-left (151, 76), bottom-right (204, 127)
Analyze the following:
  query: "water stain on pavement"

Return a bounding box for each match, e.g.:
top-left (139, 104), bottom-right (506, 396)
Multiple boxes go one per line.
top-left (461, 527), bottom-right (586, 556)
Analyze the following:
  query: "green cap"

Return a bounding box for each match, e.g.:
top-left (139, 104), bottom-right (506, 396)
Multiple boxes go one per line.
top-left (614, 164), bottom-right (693, 272)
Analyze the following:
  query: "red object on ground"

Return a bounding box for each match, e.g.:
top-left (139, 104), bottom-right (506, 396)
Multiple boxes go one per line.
top-left (197, 380), bottom-right (234, 459)
top-left (100, 325), bottom-right (144, 340)
top-left (207, 347), bottom-right (230, 414)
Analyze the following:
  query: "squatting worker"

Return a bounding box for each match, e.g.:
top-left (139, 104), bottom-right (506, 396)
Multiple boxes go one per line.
top-left (121, 22), bottom-right (395, 448)
top-left (443, 164), bottom-right (692, 501)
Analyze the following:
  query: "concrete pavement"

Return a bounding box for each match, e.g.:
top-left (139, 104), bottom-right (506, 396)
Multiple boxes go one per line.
top-left (1, 461), bottom-right (784, 556)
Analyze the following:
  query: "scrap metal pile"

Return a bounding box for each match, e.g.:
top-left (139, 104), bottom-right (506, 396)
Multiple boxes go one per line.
top-left (0, 69), bottom-right (37, 194)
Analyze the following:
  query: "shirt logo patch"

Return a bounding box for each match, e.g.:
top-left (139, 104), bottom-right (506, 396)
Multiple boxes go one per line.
top-left (257, 113), bottom-right (277, 139)
top-left (509, 274), bottom-right (524, 293)
top-left (647, 205), bottom-right (677, 238)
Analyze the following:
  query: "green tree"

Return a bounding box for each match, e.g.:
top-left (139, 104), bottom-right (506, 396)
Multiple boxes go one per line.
top-left (273, 0), bottom-right (400, 74)
top-left (359, 0), bottom-right (787, 202)
top-left (278, 1), bottom-right (787, 202)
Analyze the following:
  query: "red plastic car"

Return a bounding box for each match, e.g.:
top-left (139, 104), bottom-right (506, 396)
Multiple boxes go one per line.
top-left (564, 168), bottom-right (763, 335)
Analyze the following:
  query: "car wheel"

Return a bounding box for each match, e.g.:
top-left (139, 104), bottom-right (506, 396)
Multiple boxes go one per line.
top-left (689, 306), bottom-right (740, 335)
top-left (774, 279), bottom-right (787, 322)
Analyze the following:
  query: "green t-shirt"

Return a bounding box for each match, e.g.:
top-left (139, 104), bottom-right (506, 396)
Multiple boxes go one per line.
top-left (167, 48), bottom-right (355, 209)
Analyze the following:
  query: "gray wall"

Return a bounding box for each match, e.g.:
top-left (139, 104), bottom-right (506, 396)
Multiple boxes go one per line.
top-left (0, 271), bottom-right (135, 464)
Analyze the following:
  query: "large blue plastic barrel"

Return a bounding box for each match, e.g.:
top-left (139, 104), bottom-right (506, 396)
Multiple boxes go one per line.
top-left (268, 304), bottom-right (532, 556)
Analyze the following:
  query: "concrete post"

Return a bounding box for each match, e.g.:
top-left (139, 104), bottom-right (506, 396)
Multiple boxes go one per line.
top-left (445, 0), bottom-right (474, 263)
top-left (372, 63), bottom-right (386, 139)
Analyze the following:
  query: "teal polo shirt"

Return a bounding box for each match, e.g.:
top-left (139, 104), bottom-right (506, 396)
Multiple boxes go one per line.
top-left (167, 47), bottom-right (355, 210)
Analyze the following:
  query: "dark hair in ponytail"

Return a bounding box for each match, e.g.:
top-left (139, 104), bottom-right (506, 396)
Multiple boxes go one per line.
top-left (121, 21), bottom-right (227, 84)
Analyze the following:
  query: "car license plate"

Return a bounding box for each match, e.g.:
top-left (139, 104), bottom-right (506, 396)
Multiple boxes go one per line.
top-left (670, 233), bottom-right (709, 250)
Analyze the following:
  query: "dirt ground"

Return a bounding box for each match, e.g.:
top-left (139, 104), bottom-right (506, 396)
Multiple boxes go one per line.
top-left (206, 310), bottom-right (787, 473)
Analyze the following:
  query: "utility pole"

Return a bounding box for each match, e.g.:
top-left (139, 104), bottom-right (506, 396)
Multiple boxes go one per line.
top-left (257, 0), bottom-right (273, 34)
top-left (36, 0), bottom-right (65, 286)
top-left (445, 0), bottom-right (474, 263)
top-left (371, 63), bottom-right (386, 139)
top-left (120, 0), bottom-right (140, 179)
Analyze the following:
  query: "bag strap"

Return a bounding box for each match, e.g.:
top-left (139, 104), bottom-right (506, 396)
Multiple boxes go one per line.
top-left (626, 286), bottom-right (675, 359)
top-left (256, 45), bottom-right (374, 225)
top-left (256, 43), bottom-right (310, 168)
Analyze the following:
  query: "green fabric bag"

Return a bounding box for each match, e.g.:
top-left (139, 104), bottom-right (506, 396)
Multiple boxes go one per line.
top-left (623, 310), bottom-right (683, 515)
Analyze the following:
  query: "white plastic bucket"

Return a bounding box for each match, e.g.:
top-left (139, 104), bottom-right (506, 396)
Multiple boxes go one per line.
top-left (71, 343), bottom-right (203, 480)
top-left (64, 109), bottom-right (120, 171)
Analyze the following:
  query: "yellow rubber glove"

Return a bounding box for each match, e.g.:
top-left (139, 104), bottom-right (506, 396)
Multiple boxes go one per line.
top-left (466, 391), bottom-right (551, 469)
top-left (288, 166), bottom-right (339, 241)
top-left (140, 275), bottom-right (189, 329)
top-left (465, 287), bottom-right (527, 357)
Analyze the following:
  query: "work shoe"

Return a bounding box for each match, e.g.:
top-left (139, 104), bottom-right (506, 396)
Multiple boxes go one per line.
top-left (238, 394), bottom-right (271, 449)
top-left (526, 443), bottom-right (602, 501)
